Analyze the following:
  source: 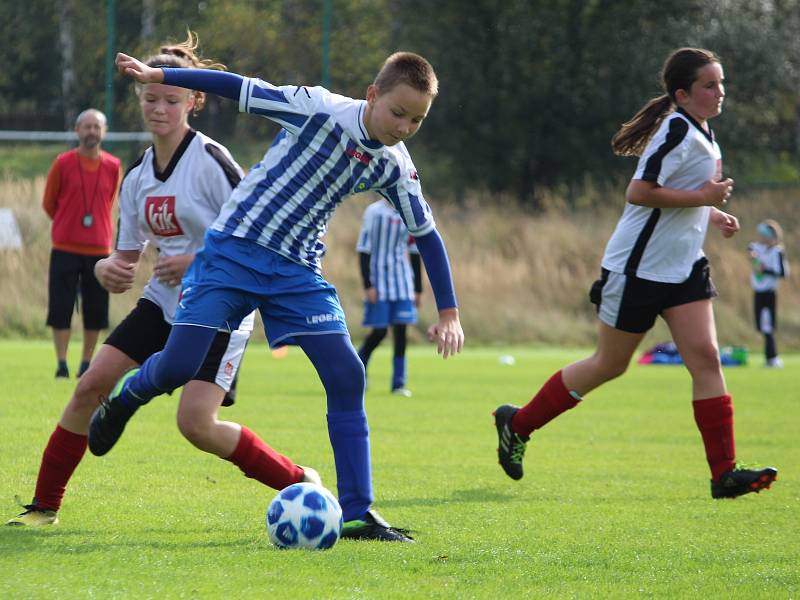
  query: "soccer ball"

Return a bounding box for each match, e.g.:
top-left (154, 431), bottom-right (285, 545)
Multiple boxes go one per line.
top-left (266, 482), bottom-right (343, 550)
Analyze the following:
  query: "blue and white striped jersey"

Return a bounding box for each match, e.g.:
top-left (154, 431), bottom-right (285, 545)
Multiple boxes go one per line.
top-left (210, 79), bottom-right (436, 272)
top-left (357, 199), bottom-right (419, 301)
top-left (602, 108), bottom-right (722, 283)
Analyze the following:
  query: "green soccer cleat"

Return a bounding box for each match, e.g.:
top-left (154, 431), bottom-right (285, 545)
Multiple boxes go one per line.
top-left (493, 404), bottom-right (529, 480)
top-left (341, 509), bottom-right (414, 542)
top-left (711, 466), bottom-right (778, 499)
top-left (88, 368), bottom-right (141, 456)
top-left (6, 504), bottom-right (59, 527)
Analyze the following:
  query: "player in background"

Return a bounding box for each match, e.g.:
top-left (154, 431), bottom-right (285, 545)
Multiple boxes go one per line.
top-left (356, 198), bottom-right (422, 397)
top-left (493, 48), bottom-right (777, 499)
top-left (90, 49), bottom-right (464, 542)
top-left (7, 34), bottom-right (316, 527)
top-left (749, 219), bottom-right (789, 368)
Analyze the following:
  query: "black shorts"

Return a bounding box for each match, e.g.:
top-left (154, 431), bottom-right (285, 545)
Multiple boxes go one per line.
top-left (105, 297), bottom-right (247, 390)
top-left (590, 257), bottom-right (718, 334)
top-left (753, 291), bottom-right (776, 334)
top-left (46, 249), bottom-right (109, 330)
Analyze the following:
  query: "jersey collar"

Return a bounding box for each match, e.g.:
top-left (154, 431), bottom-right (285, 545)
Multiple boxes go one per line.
top-left (676, 107), bottom-right (714, 144)
top-left (152, 129), bottom-right (197, 182)
top-left (357, 103), bottom-right (384, 150)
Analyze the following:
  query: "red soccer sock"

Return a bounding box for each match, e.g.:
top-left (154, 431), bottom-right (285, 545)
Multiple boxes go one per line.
top-left (693, 394), bottom-right (736, 481)
top-left (33, 425), bottom-right (88, 511)
top-left (511, 370), bottom-right (581, 437)
top-left (226, 426), bottom-right (304, 490)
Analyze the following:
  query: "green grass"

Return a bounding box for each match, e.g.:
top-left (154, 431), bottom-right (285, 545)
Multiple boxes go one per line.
top-left (1, 341), bottom-right (797, 599)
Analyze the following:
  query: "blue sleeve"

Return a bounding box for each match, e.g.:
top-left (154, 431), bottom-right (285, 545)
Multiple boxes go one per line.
top-left (161, 68), bottom-right (244, 101)
top-left (414, 229), bottom-right (457, 310)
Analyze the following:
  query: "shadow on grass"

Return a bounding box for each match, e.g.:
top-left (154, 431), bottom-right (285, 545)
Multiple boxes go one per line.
top-left (377, 486), bottom-right (517, 508)
top-left (0, 526), bottom-right (255, 555)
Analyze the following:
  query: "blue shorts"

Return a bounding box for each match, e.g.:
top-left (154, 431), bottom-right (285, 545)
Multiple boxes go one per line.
top-left (176, 232), bottom-right (348, 348)
top-left (362, 299), bottom-right (417, 328)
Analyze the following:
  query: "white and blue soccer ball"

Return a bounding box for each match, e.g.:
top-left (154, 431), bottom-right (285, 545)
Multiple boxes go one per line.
top-left (266, 482), bottom-right (343, 550)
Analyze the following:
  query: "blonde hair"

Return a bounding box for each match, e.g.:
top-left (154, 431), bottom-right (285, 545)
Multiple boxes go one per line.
top-left (611, 48), bottom-right (720, 157)
top-left (758, 219), bottom-right (784, 243)
top-left (140, 31), bottom-right (226, 115)
top-left (373, 52), bottom-right (438, 97)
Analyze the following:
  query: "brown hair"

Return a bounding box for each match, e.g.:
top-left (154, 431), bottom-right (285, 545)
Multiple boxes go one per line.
top-left (373, 52), bottom-right (438, 97)
top-left (141, 31), bottom-right (226, 115)
top-left (611, 48), bottom-right (720, 156)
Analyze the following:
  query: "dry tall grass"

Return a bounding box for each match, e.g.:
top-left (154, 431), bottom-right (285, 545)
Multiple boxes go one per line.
top-left (1, 176), bottom-right (797, 351)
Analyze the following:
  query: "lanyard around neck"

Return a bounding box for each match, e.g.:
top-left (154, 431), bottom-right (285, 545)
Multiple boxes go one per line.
top-left (77, 153), bottom-right (102, 216)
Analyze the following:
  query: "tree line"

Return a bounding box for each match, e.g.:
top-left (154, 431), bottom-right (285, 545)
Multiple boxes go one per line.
top-left (2, 0), bottom-right (799, 207)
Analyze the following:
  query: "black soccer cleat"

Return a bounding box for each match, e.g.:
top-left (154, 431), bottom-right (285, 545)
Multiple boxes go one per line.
top-left (88, 369), bottom-right (140, 456)
top-left (493, 404), bottom-right (529, 481)
top-left (711, 466), bottom-right (778, 499)
top-left (340, 509), bottom-right (414, 542)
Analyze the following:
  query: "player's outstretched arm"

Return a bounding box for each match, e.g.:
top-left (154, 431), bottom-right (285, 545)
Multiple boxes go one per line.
top-left (116, 53), bottom-right (164, 84)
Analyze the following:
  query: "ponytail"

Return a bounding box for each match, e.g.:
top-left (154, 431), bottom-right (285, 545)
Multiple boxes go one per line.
top-left (611, 95), bottom-right (673, 157)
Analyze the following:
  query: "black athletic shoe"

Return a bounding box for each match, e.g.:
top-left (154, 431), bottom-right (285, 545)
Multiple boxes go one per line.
top-left (77, 360), bottom-right (90, 378)
top-left (88, 369), bottom-right (140, 456)
top-left (55, 363), bottom-right (69, 379)
top-left (711, 466), bottom-right (778, 499)
top-left (341, 510), bottom-right (414, 542)
top-left (493, 404), bottom-right (529, 481)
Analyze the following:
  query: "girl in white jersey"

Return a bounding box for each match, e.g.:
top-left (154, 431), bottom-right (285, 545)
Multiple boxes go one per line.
top-left (8, 36), bottom-right (315, 527)
top-left (493, 48), bottom-right (777, 499)
top-left (749, 219), bottom-right (789, 367)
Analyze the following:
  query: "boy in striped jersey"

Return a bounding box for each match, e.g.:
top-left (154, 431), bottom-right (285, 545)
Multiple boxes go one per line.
top-left (357, 198), bottom-right (422, 397)
top-left (91, 50), bottom-right (464, 542)
top-left (493, 48), bottom-right (777, 500)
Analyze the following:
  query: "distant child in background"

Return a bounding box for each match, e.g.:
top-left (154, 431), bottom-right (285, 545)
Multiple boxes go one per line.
top-left (357, 198), bottom-right (422, 397)
top-left (749, 219), bottom-right (789, 368)
top-left (493, 47), bottom-right (778, 499)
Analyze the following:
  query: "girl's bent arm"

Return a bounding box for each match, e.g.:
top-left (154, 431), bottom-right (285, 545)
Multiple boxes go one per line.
top-left (626, 178), bottom-right (733, 208)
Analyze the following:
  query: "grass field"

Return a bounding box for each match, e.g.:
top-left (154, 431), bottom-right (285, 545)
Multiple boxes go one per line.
top-left (1, 340), bottom-right (797, 599)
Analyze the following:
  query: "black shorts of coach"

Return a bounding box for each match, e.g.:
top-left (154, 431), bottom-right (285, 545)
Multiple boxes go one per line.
top-left (46, 249), bottom-right (110, 330)
top-left (589, 257), bottom-right (718, 334)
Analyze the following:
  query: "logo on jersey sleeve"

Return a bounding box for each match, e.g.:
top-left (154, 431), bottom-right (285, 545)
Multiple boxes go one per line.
top-left (145, 196), bottom-right (184, 237)
top-left (409, 170), bottom-right (419, 181)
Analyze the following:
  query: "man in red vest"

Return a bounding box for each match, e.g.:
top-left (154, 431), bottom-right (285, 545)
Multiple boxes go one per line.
top-left (43, 109), bottom-right (122, 378)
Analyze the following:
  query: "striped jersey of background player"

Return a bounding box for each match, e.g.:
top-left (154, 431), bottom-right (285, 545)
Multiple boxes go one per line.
top-left (356, 198), bottom-right (423, 397)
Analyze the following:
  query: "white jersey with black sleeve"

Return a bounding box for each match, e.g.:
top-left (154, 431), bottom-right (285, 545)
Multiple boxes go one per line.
top-left (602, 108), bottom-right (722, 283)
top-left (209, 80), bottom-right (436, 273)
top-left (116, 130), bottom-right (249, 325)
top-left (356, 199), bottom-right (419, 301)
